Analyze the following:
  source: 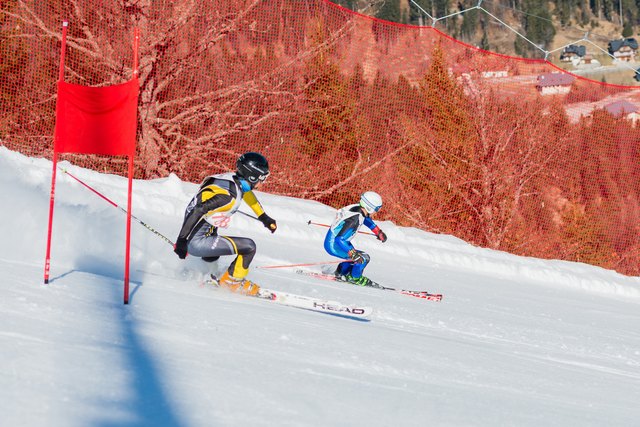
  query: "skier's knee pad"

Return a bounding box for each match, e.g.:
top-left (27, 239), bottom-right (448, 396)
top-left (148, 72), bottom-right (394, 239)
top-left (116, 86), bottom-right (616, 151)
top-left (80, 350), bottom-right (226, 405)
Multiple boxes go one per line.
top-left (237, 238), bottom-right (256, 256)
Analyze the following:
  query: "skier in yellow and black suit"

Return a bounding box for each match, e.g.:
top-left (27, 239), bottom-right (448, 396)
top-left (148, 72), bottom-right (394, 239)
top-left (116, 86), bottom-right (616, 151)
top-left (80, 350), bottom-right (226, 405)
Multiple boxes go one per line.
top-left (173, 152), bottom-right (277, 295)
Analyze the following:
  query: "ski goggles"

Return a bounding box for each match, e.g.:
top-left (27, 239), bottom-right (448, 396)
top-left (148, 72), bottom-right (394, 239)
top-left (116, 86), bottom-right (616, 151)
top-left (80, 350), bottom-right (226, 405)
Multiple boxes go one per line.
top-left (247, 171), bottom-right (270, 184)
top-left (361, 200), bottom-right (381, 214)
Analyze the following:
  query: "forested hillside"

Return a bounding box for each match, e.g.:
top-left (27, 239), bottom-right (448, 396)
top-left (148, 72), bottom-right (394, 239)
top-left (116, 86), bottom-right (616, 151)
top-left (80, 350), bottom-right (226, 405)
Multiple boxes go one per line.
top-left (335, 0), bottom-right (637, 59)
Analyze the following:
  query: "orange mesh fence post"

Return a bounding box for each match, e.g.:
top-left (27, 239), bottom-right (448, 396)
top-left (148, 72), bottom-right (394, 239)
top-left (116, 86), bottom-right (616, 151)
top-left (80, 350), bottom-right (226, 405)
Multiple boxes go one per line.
top-left (44, 22), bottom-right (140, 304)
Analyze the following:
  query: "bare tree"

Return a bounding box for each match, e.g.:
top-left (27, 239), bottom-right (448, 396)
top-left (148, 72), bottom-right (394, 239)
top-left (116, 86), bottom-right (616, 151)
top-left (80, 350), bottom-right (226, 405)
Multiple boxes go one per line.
top-left (2, 0), bottom-right (357, 181)
top-left (398, 80), bottom-right (569, 250)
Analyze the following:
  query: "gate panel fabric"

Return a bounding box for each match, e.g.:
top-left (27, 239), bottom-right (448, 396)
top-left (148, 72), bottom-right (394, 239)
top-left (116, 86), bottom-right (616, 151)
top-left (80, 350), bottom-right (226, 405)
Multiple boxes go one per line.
top-left (55, 79), bottom-right (139, 156)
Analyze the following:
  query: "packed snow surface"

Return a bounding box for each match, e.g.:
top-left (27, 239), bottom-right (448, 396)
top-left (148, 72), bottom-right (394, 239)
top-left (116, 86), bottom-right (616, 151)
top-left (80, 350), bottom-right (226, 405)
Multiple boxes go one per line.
top-left (1, 147), bottom-right (639, 427)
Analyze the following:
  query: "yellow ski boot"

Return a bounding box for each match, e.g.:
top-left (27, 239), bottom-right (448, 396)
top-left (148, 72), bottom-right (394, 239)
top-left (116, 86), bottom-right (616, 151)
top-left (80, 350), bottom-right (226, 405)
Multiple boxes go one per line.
top-left (217, 271), bottom-right (261, 296)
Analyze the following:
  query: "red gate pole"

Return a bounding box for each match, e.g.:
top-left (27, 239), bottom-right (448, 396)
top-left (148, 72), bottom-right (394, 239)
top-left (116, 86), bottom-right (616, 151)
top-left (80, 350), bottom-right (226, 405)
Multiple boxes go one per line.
top-left (123, 155), bottom-right (133, 304)
top-left (44, 21), bottom-right (69, 284)
top-left (123, 27), bottom-right (140, 304)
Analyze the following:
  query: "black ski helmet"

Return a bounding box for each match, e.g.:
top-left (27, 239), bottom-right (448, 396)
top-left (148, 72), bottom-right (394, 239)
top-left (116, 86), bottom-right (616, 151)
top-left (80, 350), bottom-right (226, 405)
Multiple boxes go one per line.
top-left (236, 152), bottom-right (269, 187)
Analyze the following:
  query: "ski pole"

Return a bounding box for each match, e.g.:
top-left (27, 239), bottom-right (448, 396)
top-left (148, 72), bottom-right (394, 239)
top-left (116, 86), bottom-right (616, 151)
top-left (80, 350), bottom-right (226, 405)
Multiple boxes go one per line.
top-left (257, 260), bottom-right (346, 269)
top-left (236, 210), bottom-right (260, 221)
top-left (307, 220), bottom-right (375, 236)
top-left (59, 167), bottom-right (175, 247)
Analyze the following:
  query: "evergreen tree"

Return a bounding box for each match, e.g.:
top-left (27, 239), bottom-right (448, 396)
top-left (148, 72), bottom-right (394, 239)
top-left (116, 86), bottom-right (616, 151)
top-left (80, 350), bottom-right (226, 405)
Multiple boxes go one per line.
top-left (396, 44), bottom-right (478, 237)
top-left (434, 0), bottom-right (450, 16)
top-left (298, 21), bottom-right (355, 157)
top-left (376, 0), bottom-right (402, 22)
top-left (580, 3), bottom-right (592, 26)
top-left (514, 0), bottom-right (556, 58)
top-left (624, 0), bottom-right (640, 24)
top-left (348, 63), bottom-right (366, 97)
top-left (409, 0), bottom-right (431, 24)
top-left (333, 0), bottom-right (358, 9)
top-left (420, 44), bottom-right (474, 164)
top-left (602, 0), bottom-right (613, 20)
top-left (561, 204), bottom-right (616, 268)
top-left (480, 25), bottom-right (491, 51)
top-left (460, 8), bottom-right (479, 41)
top-left (556, 0), bottom-right (571, 26)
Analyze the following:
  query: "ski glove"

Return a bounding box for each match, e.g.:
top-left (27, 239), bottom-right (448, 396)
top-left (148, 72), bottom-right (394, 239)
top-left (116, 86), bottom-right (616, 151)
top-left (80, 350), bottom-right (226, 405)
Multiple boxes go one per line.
top-left (258, 213), bottom-right (277, 233)
top-left (348, 249), bottom-right (366, 264)
top-left (174, 237), bottom-right (189, 259)
top-left (372, 226), bottom-right (387, 243)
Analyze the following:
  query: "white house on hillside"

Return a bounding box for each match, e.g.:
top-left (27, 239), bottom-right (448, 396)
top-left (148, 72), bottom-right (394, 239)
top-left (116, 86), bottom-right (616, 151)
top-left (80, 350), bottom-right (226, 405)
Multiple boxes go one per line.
top-left (608, 38), bottom-right (639, 62)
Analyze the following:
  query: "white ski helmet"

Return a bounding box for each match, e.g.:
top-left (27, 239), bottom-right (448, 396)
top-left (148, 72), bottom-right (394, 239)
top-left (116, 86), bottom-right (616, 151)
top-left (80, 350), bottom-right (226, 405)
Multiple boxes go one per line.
top-left (360, 191), bottom-right (382, 214)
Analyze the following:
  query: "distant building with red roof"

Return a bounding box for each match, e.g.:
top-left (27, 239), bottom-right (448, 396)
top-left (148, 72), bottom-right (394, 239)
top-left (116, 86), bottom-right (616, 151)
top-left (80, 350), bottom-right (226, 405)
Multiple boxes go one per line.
top-left (603, 100), bottom-right (640, 123)
top-left (536, 73), bottom-right (576, 95)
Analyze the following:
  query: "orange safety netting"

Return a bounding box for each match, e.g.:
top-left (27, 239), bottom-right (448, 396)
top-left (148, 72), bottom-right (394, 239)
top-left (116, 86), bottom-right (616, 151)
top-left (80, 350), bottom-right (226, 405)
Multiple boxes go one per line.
top-left (3, 0), bottom-right (640, 275)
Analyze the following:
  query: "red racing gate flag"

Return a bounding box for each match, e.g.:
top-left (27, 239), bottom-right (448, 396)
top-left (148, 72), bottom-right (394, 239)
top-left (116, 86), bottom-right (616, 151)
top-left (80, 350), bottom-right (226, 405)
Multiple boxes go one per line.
top-left (54, 79), bottom-right (138, 156)
top-left (45, 22), bottom-right (140, 304)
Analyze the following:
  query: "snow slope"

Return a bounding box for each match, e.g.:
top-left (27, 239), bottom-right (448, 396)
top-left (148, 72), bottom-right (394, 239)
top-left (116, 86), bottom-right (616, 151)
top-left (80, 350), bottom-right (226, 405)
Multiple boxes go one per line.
top-left (1, 146), bottom-right (639, 427)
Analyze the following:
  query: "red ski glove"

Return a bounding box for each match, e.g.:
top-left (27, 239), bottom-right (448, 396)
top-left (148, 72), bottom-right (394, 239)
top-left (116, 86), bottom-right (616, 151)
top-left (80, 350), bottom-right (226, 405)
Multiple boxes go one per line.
top-left (372, 226), bottom-right (387, 243)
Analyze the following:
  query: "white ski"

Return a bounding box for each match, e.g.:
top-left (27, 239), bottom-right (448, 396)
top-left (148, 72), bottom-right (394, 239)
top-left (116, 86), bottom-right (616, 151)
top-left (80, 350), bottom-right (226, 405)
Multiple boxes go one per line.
top-left (295, 269), bottom-right (443, 301)
top-left (202, 275), bottom-right (372, 320)
top-left (257, 288), bottom-right (373, 320)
